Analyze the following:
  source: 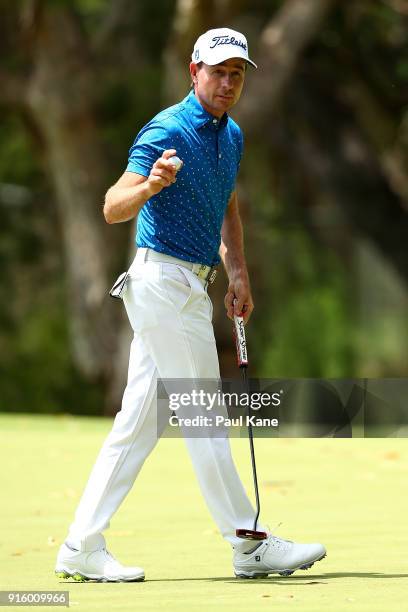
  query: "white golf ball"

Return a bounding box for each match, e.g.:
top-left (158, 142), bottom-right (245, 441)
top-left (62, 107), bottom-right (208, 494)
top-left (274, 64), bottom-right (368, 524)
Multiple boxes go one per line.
top-left (168, 156), bottom-right (183, 171)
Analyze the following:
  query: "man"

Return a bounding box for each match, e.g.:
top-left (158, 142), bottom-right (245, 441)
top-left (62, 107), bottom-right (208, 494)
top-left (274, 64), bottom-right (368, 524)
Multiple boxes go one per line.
top-left (55, 28), bottom-right (326, 582)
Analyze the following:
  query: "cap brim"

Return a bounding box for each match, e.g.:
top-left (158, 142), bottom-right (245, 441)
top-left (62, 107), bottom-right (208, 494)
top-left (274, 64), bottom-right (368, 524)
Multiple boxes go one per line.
top-left (196, 48), bottom-right (257, 69)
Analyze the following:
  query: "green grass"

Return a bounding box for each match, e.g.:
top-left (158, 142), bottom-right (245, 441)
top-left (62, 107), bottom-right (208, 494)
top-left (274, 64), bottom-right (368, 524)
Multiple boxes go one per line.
top-left (1, 413), bottom-right (407, 611)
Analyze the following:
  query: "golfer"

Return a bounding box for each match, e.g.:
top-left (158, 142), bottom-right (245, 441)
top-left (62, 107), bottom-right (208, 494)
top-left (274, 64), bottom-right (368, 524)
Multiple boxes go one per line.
top-left (55, 28), bottom-right (326, 582)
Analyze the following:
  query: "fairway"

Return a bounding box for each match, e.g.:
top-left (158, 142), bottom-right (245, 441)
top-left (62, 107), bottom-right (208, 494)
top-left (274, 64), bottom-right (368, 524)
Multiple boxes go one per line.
top-left (1, 413), bottom-right (407, 611)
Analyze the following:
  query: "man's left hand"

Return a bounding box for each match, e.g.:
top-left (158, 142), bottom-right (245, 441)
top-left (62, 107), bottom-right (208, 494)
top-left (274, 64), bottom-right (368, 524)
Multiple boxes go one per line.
top-left (224, 276), bottom-right (254, 324)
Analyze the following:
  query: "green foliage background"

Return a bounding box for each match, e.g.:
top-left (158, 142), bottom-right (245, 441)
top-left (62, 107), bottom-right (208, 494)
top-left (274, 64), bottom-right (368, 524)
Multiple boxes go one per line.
top-left (0, 0), bottom-right (406, 413)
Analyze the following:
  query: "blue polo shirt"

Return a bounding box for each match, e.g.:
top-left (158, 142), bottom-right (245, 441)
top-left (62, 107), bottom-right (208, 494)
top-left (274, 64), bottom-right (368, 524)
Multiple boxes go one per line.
top-left (126, 90), bottom-right (243, 266)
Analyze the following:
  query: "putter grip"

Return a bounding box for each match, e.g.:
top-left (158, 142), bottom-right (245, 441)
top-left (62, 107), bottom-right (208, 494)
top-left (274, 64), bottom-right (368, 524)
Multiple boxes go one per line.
top-left (234, 313), bottom-right (248, 368)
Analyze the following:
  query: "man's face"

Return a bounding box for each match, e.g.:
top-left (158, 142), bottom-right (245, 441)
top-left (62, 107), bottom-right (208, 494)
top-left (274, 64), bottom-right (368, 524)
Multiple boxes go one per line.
top-left (190, 58), bottom-right (246, 118)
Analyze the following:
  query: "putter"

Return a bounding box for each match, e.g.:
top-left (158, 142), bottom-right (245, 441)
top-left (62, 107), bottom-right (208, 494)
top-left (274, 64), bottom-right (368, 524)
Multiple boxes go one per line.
top-left (233, 305), bottom-right (268, 541)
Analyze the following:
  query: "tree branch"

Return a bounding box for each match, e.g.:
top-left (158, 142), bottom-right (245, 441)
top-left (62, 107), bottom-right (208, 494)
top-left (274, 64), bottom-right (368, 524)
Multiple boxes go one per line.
top-left (237, 0), bottom-right (337, 134)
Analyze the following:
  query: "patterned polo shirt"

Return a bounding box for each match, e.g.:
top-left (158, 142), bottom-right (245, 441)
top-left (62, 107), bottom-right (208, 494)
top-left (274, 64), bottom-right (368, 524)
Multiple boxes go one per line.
top-left (126, 89), bottom-right (243, 266)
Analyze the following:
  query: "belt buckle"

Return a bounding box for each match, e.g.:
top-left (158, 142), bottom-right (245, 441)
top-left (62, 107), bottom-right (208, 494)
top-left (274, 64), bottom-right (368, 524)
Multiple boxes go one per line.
top-left (197, 264), bottom-right (209, 280)
top-left (195, 263), bottom-right (217, 284)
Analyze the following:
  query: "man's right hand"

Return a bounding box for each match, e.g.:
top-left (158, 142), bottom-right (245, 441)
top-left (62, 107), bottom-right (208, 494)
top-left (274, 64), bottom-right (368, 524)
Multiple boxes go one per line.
top-left (146, 149), bottom-right (181, 196)
top-left (103, 149), bottom-right (182, 224)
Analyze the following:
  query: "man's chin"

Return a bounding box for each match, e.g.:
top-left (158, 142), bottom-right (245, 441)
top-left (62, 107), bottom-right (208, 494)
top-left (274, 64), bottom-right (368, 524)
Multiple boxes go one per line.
top-left (213, 97), bottom-right (235, 111)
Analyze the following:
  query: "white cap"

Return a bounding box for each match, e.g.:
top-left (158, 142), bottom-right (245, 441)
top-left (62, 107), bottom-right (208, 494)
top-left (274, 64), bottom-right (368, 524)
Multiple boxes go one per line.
top-left (192, 28), bottom-right (257, 69)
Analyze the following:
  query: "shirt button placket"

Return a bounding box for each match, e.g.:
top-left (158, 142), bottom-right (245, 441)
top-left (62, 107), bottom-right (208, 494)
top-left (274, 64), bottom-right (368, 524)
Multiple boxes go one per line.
top-left (214, 121), bottom-right (220, 173)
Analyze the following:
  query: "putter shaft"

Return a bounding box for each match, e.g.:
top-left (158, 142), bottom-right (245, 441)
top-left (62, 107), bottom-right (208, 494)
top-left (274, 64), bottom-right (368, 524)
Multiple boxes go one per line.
top-left (234, 311), bottom-right (266, 539)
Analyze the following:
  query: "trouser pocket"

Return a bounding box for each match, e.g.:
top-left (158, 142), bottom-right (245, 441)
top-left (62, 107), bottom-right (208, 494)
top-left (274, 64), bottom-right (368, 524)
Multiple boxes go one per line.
top-left (161, 263), bottom-right (193, 313)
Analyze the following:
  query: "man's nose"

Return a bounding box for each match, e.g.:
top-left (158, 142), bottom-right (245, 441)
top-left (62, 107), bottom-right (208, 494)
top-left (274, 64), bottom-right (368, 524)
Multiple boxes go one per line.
top-left (220, 73), bottom-right (233, 88)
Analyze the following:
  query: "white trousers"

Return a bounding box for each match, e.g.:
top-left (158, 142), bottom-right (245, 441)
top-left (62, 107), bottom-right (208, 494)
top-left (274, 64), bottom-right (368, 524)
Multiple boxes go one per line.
top-left (66, 251), bottom-right (263, 553)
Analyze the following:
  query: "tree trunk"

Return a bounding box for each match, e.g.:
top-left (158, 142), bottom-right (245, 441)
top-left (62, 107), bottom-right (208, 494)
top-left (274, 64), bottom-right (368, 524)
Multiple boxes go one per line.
top-left (22, 3), bottom-right (130, 413)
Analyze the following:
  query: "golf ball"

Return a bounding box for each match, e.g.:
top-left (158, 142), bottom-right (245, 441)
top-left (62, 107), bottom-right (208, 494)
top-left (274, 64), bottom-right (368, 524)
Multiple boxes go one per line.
top-left (168, 156), bottom-right (183, 171)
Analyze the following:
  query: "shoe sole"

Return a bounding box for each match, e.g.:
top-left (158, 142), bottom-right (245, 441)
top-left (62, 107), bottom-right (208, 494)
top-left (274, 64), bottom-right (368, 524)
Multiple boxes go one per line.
top-left (234, 553), bottom-right (327, 579)
top-left (55, 569), bottom-right (145, 583)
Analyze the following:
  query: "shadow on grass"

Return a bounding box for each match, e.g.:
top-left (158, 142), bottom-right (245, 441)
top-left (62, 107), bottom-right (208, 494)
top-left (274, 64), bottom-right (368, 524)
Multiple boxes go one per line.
top-left (58, 572), bottom-right (408, 585)
top-left (148, 572), bottom-right (408, 583)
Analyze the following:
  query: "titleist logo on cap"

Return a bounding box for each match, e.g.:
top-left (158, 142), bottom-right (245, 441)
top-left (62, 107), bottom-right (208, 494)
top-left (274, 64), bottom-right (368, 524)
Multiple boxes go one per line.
top-left (209, 35), bottom-right (247, 51)
top-left (191, 28), bottom-right (257, 69)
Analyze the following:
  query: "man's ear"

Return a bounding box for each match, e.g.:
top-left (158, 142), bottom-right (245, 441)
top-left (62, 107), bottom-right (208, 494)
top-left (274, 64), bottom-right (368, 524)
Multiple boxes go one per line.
top-left (189, 62), bottom-right (199, 85)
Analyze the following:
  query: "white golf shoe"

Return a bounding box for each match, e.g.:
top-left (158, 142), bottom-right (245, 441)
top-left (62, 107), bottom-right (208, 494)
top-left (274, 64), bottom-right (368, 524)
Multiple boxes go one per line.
top-left (55, 543), bottom-right (145, 582)
top-left (233, 534), bottom-right (326, 578)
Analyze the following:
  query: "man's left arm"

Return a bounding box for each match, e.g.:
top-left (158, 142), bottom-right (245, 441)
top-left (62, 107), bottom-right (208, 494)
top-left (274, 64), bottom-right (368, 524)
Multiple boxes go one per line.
top-left (219, 190), bottom-right (254, 323)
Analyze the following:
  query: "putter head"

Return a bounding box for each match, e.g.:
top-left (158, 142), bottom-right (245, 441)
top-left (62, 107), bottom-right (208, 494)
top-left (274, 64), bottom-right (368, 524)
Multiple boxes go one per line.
top-left (236, 528), bottom-right (268, 541)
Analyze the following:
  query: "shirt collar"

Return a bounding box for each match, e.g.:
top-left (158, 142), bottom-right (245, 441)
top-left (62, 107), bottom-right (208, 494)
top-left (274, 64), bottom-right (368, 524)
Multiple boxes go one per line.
top-left (183, 90), bottom-right (228, 130)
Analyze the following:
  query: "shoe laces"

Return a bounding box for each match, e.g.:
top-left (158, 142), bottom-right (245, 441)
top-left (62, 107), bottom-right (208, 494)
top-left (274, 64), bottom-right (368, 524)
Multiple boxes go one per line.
top-left (266, 523), bottom-right (293, 551)
top-left (101, 548), bottom-right (116, 562)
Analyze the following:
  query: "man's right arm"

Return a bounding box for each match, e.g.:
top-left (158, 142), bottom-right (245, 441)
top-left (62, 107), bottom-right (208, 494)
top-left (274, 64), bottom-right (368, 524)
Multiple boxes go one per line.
top-left (103, 148), bottom-right (179, 224)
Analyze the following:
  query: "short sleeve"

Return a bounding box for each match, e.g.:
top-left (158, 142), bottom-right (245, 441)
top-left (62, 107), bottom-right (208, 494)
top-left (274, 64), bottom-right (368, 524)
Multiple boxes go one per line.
top-left (237, 128), bottom-right (244, 171)
top-left (126, 123), bottom-right (171, 177)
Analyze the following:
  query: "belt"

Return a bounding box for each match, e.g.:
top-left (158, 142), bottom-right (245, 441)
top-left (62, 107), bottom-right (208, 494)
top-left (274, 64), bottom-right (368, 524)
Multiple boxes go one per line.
top-left (135, 248), bottom-right (217, 284)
